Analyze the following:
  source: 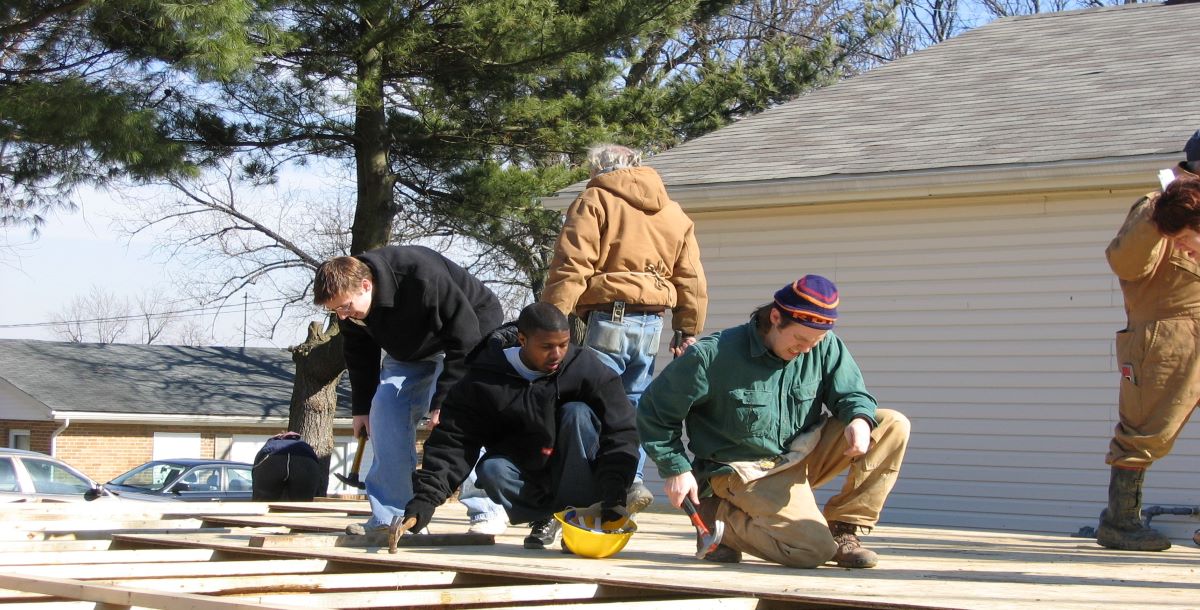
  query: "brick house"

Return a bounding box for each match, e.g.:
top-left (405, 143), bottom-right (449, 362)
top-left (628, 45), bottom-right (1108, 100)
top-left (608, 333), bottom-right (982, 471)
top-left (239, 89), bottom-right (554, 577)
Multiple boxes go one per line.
top-left (0, 338), bottom-right (377, 493)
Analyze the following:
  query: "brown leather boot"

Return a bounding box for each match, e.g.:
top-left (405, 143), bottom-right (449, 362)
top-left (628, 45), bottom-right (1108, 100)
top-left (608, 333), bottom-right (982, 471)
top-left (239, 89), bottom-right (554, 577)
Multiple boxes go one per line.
top-left (697, 496), bottom-right (741, 563)
top-left (1096, 466), bottom-right (1171, 551)
top-left (829, 521), bottom-right (878, 568)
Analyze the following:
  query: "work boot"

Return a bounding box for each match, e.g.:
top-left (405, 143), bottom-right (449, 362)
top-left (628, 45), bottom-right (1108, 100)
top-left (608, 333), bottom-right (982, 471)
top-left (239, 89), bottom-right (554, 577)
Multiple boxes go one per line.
top-left (696, 496), bottom-right (741, 563)
top-left (829, 521), bottom-right (878, 568)
top-left (523, 518), bottom-right (561, 550)
top-left (1096, 466), bottom-right (1171, 551)
top-left (344, 522), bottom-right (387, 536)
top-left (626, 481), bottom-right (655, 515)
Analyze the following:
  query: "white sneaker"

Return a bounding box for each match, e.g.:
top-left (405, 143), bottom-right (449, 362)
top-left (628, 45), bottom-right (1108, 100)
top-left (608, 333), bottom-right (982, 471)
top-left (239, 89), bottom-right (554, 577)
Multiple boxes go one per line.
top-left (467, 516), bottom-right (508, 535)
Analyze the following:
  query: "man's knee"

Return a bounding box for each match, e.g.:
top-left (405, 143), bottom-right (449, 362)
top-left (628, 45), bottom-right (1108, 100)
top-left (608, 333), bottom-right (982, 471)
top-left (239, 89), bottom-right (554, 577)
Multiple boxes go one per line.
top-left (558, 401), bottom-right (600, 434)
top-left (474, 456), bottom-right (516, 489)
top-left (874, 409), bottom-right (911, 442)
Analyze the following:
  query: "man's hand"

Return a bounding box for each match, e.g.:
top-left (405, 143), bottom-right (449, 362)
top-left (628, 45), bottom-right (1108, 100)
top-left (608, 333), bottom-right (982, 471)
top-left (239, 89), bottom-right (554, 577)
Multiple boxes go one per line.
top-left (669, 334), bottom-right (697, 358)
top-left (352, 414), bottom-right (370, 438)
top-left (843, 417), bottom-right (872, 457)
top-left (664, 471), bottom-right (700, 509)
top-left (403, 499), bottom-right (437, 534)
top-left (427, 409), bottom-right (441, 428)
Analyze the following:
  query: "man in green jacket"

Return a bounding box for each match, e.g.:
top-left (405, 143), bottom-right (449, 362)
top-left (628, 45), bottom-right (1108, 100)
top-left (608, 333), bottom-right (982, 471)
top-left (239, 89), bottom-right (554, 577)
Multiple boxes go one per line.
top-left (638, 275), bottom-right (910, 569)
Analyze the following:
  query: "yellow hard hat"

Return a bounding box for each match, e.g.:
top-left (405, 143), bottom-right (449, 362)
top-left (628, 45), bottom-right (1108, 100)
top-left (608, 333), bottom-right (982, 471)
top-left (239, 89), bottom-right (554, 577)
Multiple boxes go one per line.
top-left (554, 506), bottom-right (637, 559)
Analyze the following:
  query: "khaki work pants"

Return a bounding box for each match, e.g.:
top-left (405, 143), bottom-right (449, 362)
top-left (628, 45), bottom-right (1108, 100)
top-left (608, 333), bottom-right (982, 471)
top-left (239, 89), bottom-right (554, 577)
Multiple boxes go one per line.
top-left (1108, 319), bottom-right (1200, 468)
top-left (708, 409), bottom-right (910, 568)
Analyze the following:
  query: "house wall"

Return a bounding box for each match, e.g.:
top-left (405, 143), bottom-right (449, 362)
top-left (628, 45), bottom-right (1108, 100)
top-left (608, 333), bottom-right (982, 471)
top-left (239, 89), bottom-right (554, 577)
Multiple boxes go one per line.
top-left (27, 422), bottom-right (353, 483)
top-left (681, 185), bottom-right (1200, 542)
top-left (0, 420), bottom-right (60, 454)
top-left (0, 379), bottom-right (51, 421)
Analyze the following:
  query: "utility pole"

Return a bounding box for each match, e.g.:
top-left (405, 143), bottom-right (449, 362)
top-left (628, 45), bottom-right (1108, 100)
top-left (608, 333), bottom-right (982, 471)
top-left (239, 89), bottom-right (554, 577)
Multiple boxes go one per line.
top-left (242, 293), bottom-right (248, 348)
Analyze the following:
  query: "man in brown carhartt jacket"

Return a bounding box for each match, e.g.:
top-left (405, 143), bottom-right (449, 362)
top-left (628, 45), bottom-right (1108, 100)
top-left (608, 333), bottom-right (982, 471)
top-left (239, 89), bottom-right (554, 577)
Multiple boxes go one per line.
top-left (542, 143), bottom-right (708, 487)
top-left (1100, 138), bottom-right (1200, 552)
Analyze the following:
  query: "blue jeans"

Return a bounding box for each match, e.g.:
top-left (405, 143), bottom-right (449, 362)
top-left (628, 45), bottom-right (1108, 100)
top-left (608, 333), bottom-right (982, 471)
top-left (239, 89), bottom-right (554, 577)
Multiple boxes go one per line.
top-left (363, 354), bottom-right (442, 528)
top-left (583, 310), bottom-right (663, 481)
top-left (460, 455), bottom-right (506, 523)
top-left (474, 402), bottom-right (603, 524)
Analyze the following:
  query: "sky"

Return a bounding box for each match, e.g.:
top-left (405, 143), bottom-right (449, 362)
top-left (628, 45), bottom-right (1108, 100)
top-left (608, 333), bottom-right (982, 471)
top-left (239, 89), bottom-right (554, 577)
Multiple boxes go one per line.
top-left (0, 186), bottom-right (311, 349)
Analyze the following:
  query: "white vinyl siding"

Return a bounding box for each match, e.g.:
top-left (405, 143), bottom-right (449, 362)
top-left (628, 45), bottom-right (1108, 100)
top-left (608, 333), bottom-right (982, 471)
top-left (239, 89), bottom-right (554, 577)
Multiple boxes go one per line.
top-left (682, 187), bottom-right (1200, 542)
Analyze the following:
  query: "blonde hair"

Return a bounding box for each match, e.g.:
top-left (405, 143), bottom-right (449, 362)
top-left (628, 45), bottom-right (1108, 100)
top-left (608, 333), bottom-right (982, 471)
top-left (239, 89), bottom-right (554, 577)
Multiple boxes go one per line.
top-left (313, 256), bottom-right (372, 304)
top-left (586, 143), bottom-right (642, 177)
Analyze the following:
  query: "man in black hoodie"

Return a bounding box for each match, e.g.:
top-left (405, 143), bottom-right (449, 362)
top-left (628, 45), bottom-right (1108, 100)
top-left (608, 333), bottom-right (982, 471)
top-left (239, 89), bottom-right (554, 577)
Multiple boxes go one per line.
top-left (403, 302), bottom-right (642, 550)
top-left (313, 246), bottom-right (505, 535)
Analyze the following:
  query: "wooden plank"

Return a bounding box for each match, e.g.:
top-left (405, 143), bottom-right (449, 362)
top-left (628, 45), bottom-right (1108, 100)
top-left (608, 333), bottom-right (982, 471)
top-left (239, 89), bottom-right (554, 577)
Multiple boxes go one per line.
top-left (1, 519), bottom-right (205, 533)
top-left (262, 502), bottom-right (370, 516)
top-left (487, 600), bottom-right (762, 610)
top-left (0, 549), bottom-right (217, 567)
top-left (197, 514), bottom-right (349, 533)
top-left (0, 540), bottom-right (113, 553)
top-left (8, 559), bottom-right (331, 580)
top-left (247, 532), bottom-right (494, 548)
top-left (246, 583), bottom-right (603, 607)
top-left (97, 572), bottom-right (506, 595)
top-left (0, 574), bottom-right (296, 610)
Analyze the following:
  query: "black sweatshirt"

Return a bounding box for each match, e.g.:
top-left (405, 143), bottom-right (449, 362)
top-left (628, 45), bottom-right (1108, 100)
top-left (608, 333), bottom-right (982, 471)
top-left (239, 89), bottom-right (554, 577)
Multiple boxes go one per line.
top-left (412, 324), bottom-right (639, 509)
top-left (340, 246), bottom-right (503, 415)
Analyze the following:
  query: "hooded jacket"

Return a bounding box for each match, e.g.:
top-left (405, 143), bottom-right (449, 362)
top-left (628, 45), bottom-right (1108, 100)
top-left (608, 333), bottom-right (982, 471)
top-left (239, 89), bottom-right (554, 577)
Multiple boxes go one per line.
top-left (541, 166), bottom-right (708, 336)
top-left (411, 323), bottom-right (639, 509)
top-left (340, 246), bottom-right (504, 415)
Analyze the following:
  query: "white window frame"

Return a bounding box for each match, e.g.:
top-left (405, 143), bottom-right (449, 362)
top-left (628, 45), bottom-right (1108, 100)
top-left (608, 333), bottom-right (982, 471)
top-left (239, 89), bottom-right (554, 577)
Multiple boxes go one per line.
top-left (8, 429), bottom-right (30, 451)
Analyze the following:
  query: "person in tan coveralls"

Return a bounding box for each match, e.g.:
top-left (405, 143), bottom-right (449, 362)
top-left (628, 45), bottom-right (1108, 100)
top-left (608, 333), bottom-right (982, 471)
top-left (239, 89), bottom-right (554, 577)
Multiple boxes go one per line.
top-left (541, 143), bottom-right (707, 493)
top-left (1101, 145), bottom-right (1200, 551)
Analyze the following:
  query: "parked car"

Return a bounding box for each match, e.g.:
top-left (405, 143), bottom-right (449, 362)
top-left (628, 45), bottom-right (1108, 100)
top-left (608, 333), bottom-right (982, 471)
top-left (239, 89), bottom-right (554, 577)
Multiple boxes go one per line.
top-left (0, 448), bottom-right (110, 502)
top-left (102, 459), bottom-right (255, 502)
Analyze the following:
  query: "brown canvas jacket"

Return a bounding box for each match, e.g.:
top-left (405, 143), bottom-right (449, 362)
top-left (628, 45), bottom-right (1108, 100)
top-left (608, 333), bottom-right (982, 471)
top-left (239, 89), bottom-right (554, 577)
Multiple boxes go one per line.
top-left (1106, 192), bottom-right (1200, 325)
top-left (542, 166), bottom-right (708, 335)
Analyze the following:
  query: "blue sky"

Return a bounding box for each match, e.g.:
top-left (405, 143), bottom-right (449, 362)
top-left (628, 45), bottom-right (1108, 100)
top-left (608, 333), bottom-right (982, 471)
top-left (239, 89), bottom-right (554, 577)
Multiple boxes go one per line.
top-left (0, 187), bottom-right (308, 348)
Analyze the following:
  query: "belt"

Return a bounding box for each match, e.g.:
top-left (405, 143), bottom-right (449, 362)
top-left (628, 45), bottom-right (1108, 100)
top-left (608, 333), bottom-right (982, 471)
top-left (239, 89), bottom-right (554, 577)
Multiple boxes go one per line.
top-left (579, 301), bottom-right (666, 323)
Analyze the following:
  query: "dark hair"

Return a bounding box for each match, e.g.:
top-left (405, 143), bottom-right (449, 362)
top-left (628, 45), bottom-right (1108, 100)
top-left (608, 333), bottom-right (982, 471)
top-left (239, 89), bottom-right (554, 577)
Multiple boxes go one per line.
top-left (517, 302), bottom-right (569, 335)
top-left (1151, 178), bottom-right (1200, 236)
top-left (751, 303), bottom-right (798, 330)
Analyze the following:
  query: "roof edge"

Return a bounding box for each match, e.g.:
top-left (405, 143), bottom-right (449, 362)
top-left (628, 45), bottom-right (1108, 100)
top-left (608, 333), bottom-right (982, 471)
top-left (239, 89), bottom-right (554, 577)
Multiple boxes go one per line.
top-left (543, 155), bottom-right (1176, 212)
top-left (51, 411), bottom-right (353, 428)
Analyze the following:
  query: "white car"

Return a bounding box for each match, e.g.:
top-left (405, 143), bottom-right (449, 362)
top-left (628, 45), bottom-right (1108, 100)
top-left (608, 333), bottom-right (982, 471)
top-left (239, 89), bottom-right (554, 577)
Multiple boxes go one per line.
top-left (0, 448), bottom-right (109, 502)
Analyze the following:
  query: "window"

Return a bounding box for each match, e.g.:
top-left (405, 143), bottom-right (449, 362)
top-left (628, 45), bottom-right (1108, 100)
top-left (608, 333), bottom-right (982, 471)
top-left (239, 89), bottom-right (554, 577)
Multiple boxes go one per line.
top-left (24, 458), bottom-right (92, 495)
top-left (0, 458), bottom-right (18, 492)
top-left (8, 430), bottom-right (30, 451)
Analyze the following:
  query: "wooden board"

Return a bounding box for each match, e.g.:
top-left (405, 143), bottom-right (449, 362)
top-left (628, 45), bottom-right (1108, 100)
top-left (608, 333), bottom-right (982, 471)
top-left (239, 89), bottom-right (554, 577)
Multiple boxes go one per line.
top-left (2, 502), bottom-right (1198, 609)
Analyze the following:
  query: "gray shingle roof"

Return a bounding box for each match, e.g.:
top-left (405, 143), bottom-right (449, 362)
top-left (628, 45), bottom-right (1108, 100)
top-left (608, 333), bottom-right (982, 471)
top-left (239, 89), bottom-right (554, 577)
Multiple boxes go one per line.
top-left (569, 2), bottom-right (1198, 192)
top-left (0, 339), bottom-right (351, 419)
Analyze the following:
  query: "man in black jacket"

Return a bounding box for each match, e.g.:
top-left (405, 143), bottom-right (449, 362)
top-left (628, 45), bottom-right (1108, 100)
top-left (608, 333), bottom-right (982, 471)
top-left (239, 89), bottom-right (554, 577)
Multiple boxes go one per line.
top-left (313, 246), bottom-right (505, 535)
top-left (403, 302), bottom-right (644, 550)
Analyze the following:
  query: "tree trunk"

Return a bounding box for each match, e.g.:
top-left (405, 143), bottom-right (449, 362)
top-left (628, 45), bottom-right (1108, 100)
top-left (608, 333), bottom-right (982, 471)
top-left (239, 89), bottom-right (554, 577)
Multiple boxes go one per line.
top-left (349, 35), bottom-right (395, 255)
top-left (288, 317), bottom-right (346, 497)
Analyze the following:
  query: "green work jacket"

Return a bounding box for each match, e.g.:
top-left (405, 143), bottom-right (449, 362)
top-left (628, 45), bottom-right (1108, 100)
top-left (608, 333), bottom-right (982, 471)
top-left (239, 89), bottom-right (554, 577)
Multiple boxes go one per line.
top-left (637, 319), bottom-right (878, 489)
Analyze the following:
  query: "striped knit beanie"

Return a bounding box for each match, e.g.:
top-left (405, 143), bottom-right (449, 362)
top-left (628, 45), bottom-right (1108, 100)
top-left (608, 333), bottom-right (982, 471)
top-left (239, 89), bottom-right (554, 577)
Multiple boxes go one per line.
top-left (773, 275), bottom-right (839, 330)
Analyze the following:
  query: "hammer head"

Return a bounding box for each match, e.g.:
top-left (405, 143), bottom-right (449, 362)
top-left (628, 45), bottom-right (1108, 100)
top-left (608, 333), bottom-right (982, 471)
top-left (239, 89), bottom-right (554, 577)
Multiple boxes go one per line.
top-left (695, 519), bottom-right (725, 559)
top-left (334, 472), bottom-right (366, 489)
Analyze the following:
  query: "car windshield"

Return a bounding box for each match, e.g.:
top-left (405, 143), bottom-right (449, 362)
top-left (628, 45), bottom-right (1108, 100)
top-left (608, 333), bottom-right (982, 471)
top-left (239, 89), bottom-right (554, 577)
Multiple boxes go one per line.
top-left (110, 462), bottom-right (186, 492)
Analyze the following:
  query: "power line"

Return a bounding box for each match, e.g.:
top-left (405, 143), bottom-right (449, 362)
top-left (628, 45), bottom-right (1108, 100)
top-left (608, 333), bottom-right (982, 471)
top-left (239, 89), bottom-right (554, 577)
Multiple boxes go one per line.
top-left (0, 296), bottom-right (302, 329)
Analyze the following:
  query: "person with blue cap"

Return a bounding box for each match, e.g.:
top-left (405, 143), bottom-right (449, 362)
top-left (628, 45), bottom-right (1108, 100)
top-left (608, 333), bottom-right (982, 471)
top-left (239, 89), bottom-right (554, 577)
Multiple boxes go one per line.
top-left (637, 275), bottom-right (910, 569)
